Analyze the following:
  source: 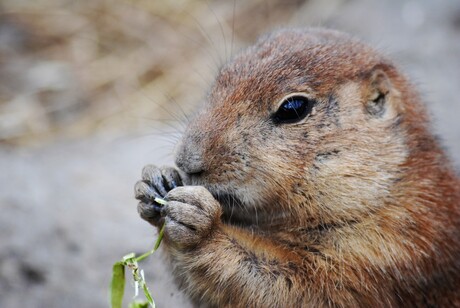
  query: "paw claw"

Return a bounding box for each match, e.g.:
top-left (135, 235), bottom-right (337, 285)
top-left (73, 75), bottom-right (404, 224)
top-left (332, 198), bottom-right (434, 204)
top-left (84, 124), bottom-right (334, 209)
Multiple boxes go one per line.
top-left (142, 165), bottom-right (168, 197)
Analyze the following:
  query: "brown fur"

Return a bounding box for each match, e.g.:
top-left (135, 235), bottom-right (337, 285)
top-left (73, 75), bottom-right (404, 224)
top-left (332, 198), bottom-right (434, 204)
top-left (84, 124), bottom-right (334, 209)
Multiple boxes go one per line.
top-left (136, 28), bottom-right (460, 307)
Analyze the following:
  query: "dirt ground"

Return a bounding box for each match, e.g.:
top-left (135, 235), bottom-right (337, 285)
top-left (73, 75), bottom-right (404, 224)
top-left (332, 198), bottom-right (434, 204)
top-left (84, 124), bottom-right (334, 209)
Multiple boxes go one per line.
top-left (1, 0), bottom-right (459, 307)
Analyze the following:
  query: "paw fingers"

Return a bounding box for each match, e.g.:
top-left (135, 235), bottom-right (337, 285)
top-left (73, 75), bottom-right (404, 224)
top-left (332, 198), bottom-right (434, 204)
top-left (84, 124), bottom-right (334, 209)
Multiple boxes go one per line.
top-left (160, 166), bottom-right (183, 190)
top-left (164, 217), bottom-right (200, 246)
top-left (137, 202), bottom-right (163, 226)
top-left (134, 180), bottom-right (161, 203)
top-left (142, 165), bottom-right (168, 197)
top-left (164, 201), bottom-right (211, 234)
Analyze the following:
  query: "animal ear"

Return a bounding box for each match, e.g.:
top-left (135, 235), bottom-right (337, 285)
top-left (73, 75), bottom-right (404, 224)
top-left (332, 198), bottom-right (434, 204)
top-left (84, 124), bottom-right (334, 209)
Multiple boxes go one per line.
top-left (363, 69), bottom-right (393, 117)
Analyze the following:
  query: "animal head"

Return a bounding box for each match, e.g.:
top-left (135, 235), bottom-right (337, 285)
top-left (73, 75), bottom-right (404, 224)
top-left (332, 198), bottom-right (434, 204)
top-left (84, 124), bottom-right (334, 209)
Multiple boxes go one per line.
top-left (175, 28), bottom-right (423, 227)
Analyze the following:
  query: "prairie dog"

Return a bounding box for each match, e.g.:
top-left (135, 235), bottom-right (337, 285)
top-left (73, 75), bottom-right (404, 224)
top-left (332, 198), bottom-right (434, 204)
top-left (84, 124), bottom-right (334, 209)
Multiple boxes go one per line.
top-left (134, 28), bottom-right (460, 307)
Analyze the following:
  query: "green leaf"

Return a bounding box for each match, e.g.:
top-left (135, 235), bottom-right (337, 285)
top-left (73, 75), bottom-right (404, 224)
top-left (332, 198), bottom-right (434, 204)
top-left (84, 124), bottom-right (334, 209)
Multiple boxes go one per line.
top-left (129, 301), bottom-right (150, 308)
top-left (111, 208), bottom-right (166, 308)
top-left (110, 262), bottom-right (126, 308)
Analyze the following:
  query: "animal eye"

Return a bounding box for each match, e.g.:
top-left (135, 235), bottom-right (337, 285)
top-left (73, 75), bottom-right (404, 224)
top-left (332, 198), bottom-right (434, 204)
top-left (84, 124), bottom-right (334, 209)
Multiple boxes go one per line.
top-left (272, 95), bottom-right (314, 124)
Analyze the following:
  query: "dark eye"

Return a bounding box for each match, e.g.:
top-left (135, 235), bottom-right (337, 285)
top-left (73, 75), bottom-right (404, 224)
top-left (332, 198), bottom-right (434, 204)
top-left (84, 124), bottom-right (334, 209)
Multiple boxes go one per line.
top-left (272, 95), bottom-right (314, 124)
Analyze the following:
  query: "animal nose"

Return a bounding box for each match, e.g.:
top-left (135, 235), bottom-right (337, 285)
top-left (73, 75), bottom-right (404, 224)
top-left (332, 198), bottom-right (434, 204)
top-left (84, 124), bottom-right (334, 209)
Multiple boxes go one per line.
top-left (175, 142), bottom-right (205, 175)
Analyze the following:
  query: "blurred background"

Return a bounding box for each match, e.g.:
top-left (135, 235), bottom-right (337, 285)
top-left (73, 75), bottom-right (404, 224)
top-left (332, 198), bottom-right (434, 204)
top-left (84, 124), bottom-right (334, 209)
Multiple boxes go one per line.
top-left (0, 0), bottom-right (459, 307)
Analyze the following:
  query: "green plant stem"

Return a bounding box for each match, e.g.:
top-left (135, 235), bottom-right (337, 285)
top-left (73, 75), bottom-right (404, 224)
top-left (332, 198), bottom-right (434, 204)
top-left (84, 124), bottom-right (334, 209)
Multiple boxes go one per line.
top-left (135, 223), bottom-right (166, 262)
top-left (110, 197), bottom-right (167, 308)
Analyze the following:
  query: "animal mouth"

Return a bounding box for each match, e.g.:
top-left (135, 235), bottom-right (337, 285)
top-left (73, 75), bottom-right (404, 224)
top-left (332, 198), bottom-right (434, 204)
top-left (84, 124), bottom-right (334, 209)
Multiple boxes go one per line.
top-left (184, 173), bottom-right (253, 223)
top-left (213, 192), bottom-right (244, 209)
top-left (194, 182), bottom-right (243, 207)
top-left (185, 173), bottom-right (244, 206)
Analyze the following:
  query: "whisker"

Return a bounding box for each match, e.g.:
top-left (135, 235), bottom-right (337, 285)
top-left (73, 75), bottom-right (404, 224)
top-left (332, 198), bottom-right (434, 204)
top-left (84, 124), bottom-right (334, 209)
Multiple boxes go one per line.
top-left (186, 12), bottom-right (223, 68)
top-left (163, 94), bottom-right (191, 125)
top-left (205, 0), bottom-right (228, 61)
top-left (231, 0), bottom-right (237, 58)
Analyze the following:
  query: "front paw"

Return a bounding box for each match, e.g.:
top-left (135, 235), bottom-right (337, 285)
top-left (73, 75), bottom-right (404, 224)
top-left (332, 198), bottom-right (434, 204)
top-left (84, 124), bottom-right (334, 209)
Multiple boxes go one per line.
top-left (135, 165), bottom-right (183, 226)
top-left (163, 186), bottom-right (222, 249)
